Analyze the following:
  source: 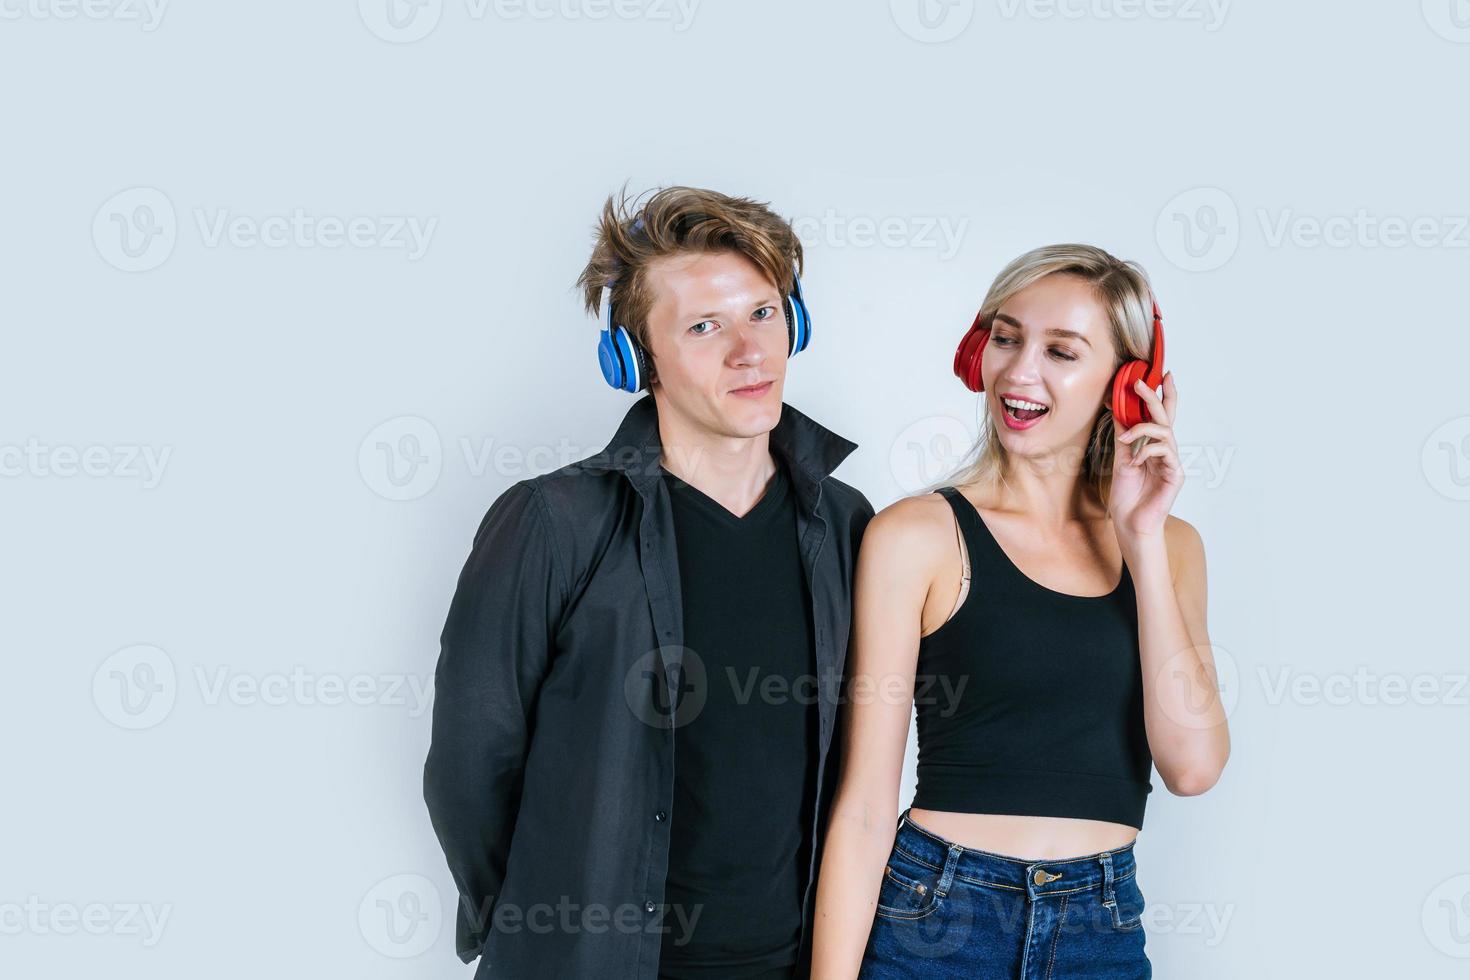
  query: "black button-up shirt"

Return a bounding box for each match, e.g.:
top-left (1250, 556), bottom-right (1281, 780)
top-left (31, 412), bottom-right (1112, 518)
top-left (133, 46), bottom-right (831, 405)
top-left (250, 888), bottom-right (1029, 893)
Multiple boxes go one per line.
top-left (424, 394), bottom-right (874, 979)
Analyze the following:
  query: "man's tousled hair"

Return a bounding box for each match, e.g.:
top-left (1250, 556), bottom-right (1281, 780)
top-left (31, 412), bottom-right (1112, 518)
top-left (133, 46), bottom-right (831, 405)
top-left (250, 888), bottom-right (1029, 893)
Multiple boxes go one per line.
top-left (576, 185), bottom-right (804, 366)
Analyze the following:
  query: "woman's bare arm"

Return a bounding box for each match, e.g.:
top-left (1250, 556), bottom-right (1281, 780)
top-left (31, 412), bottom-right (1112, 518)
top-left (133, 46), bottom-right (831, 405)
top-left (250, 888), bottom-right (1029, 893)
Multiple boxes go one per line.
top-left (811, 497), bottom-right (950, 979)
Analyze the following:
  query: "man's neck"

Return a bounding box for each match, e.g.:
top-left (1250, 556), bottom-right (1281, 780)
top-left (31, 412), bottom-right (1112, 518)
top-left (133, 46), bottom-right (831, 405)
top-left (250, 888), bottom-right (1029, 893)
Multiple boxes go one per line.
top-left (656, 401), bottom-right (779, 520)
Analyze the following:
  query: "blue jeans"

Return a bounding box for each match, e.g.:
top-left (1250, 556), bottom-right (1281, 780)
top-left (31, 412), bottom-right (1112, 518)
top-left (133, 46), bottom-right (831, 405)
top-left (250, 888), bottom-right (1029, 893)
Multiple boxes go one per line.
top-left (858, 809), bottom-right (1150, 979)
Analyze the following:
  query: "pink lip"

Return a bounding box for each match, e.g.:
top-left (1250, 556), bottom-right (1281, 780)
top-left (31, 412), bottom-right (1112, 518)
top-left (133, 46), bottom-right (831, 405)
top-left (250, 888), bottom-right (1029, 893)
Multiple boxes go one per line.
top-left (1000, 408), bottom-right (1045, 431)
top-left (731, 381), bottom-right (773, 398)
top-left (997, 392), bottom-right (1049, 431)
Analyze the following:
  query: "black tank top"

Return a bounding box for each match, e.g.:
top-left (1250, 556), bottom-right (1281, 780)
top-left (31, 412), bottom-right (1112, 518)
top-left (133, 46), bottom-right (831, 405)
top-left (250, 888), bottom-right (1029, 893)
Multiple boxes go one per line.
top-left (911, 486), bottom-right (1154, 829)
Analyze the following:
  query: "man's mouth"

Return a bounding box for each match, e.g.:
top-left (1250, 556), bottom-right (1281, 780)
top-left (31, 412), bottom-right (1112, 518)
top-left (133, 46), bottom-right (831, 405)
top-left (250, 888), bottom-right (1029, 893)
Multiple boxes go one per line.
top-left (1001, 395), bottom-right (1049, 423)
top-left (731, 381), bottom-right (773, 398)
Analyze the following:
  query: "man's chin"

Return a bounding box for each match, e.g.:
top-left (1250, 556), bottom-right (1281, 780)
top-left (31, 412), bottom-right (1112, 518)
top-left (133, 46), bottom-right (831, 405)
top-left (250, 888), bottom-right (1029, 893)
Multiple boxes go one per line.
top-left (721, 392), bottom-right (782, 437)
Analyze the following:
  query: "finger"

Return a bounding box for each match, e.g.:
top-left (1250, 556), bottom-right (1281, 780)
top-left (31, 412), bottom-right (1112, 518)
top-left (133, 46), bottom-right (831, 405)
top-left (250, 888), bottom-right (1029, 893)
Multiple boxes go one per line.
top-left (1128, 441), bottom-right (1182, 473)
top-left (1134, 378), bottom-right (1170, 426)
top-left (1161, 372), bottom-right (1178, 425)
top-left (1117, 422), bottom-right (1175, 444)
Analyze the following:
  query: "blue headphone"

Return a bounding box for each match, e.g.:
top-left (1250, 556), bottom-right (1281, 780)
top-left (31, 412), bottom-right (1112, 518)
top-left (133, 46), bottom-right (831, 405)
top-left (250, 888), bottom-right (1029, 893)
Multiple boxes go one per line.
top-left (596, 268), bottom-right (813, 393)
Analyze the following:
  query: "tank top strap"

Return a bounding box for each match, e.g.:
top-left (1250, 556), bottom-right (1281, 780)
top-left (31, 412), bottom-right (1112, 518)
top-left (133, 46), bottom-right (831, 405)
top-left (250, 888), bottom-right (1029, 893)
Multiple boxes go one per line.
top-left (933, 485), bottom-right (1001, 578)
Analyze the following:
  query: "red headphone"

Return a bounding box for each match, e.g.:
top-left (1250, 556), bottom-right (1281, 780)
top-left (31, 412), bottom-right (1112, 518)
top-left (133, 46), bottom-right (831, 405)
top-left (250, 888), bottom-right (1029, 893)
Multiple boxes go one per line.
top-left (952, 299), bottom-right (1165, 430)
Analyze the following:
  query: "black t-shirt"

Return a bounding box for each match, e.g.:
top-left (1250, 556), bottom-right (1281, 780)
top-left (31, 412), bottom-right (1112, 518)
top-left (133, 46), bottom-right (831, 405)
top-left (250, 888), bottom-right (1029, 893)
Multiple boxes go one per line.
top-left (656, 459), bottom-right (818, 980)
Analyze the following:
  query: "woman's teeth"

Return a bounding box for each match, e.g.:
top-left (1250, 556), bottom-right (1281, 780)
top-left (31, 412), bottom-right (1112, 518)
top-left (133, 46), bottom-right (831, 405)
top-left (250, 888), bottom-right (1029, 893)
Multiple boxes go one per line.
top-left (1002, 397), bottom-right (1049, 421)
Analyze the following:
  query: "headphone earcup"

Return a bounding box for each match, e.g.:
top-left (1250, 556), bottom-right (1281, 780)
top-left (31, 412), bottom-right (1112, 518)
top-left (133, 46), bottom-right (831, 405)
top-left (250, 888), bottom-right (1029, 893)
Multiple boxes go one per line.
top-left (598, 325), bottom-right (647, 393)
top-left (953, 319), bottom-right (991, 392)
top-left (1111, 359), bottom-right (1149, 429)
top-left (597, 328), bottom-right (626, 391)
top-left (786, 280), bottom-right (812, 356)
top-left (625, 332), bottom-right (650, 391)
top-left (1112, 301), bottom-right (1167, 429)
top-left (784, 297), bottom-right (808, 356)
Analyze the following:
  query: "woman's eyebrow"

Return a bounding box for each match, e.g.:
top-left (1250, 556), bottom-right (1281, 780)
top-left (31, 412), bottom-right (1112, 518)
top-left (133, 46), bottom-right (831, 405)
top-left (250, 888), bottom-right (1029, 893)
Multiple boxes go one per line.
top-left (993, 313), bottom-right (1093, 348)
top-left (1044, 327), bottom-right (1092, 348)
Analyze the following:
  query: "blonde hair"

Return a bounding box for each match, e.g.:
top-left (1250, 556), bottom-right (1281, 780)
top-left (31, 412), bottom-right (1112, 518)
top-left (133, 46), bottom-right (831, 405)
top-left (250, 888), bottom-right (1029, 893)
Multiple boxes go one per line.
top-left (925, 244), bottom-right (1159, 506)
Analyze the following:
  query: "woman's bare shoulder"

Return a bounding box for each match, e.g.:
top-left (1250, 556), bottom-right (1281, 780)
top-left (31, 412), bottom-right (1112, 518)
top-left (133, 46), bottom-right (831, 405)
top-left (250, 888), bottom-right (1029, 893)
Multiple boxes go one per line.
top-left (1163, 515), bottom-right (1207, 581)
top-left (861, 490), bottom-right (962, 568)
top-left (1164, 514), bottom-right (1205, 552)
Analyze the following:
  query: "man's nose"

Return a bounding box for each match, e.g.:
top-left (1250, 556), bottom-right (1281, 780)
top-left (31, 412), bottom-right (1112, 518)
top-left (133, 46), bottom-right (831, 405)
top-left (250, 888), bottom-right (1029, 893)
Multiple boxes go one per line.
top-left (728, 325), bottom-right (767, 366)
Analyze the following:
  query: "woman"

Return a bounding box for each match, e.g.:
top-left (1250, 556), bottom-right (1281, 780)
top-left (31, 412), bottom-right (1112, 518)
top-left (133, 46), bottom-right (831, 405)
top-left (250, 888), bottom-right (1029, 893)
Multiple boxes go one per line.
top-left (812, 244), bottom-right (1229, 978)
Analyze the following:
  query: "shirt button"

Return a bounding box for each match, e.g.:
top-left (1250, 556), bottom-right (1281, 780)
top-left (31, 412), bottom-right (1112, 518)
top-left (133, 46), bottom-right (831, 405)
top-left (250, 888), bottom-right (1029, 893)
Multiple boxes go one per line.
top-left (654, 810), bottom-right (666, 822)
top-left (644, 900), bottom-right (656, 913)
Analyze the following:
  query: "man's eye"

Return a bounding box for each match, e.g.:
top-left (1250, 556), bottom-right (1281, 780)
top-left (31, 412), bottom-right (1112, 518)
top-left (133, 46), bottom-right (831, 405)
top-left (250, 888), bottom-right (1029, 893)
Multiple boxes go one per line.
top-left (689, 321), bottom-right (717, 335)
top-left (753, 306), bottom-right (778, 321)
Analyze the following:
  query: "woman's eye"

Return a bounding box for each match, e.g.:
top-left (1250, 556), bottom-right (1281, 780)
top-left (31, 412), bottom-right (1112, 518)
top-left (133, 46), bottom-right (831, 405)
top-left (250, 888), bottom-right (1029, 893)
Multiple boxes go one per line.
top-left (689, 321), bottom-right (717, 336)
top-left (992, 335), bottom-right (1016, 347)
top-left (1049, 348), bottom-right (1078, 361)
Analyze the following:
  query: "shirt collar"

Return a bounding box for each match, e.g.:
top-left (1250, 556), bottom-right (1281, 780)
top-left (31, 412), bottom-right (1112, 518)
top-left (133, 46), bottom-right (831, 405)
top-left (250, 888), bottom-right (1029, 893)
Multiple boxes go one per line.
top-left (579, 393), bottom-right (858, 490)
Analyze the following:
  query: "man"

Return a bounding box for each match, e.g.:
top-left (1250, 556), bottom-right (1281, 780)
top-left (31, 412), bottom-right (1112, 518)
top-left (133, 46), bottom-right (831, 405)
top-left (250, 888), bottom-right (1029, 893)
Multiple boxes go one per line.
top-left (424, 186), bottom-right (873, 979)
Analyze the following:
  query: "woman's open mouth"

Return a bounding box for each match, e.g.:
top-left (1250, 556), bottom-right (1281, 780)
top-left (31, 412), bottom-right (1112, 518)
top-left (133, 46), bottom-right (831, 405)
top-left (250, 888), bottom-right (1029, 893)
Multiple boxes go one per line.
top-left (1001, 395), bottom-right (1049, 430)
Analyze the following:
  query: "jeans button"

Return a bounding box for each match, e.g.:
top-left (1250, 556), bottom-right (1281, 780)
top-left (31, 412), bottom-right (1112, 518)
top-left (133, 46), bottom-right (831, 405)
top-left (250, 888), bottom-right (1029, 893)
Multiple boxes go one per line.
top-left (654, 810), bottom-right (666, 822)
top-left (644, 900), bottom-right (656, 913)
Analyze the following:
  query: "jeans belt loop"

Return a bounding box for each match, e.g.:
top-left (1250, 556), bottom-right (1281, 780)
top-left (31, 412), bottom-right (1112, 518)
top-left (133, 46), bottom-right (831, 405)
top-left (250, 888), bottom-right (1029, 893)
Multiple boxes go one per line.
top-left (936, 843), bottom-right (963, 898)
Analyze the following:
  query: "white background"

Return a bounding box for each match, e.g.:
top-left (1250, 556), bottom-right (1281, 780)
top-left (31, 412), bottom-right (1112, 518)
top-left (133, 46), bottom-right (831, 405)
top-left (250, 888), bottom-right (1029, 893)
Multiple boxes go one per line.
top-left (3, 1), bottom-right (1468, 976)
